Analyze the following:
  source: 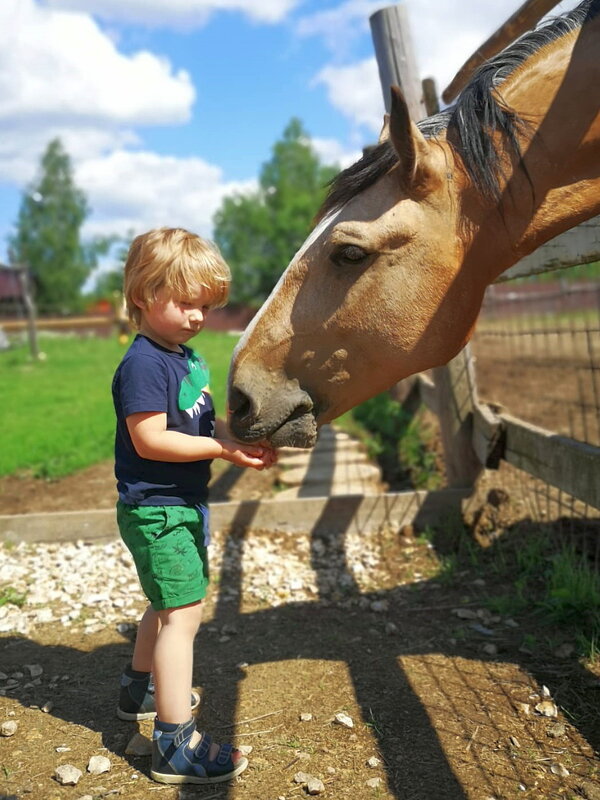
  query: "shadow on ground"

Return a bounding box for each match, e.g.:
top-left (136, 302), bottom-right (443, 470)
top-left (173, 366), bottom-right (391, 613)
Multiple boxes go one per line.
top-left (2, 475), bottom-right (600, 799)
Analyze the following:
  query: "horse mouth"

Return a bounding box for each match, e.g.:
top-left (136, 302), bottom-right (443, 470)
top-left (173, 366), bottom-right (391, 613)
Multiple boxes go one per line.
top-left (269, 409), bottom-right (318, 448)
top-left (228, 382), bottom-right (320, 448)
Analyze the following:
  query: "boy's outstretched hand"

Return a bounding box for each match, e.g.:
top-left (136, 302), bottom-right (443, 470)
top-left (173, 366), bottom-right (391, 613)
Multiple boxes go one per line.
top-left (218, 440), bottom-right (278, 470)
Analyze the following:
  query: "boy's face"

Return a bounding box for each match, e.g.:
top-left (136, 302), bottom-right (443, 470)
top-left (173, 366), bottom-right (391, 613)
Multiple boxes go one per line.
top-left (136, 285), bottom-right (213, 351)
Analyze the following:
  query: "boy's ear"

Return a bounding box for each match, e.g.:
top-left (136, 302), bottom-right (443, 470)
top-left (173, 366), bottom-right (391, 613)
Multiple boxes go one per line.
top-left (132, 294), bottom-right (146, 310)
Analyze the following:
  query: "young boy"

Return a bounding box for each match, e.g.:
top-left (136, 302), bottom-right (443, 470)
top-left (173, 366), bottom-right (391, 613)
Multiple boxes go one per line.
top-left (112, 227), bottom-right (275, 785)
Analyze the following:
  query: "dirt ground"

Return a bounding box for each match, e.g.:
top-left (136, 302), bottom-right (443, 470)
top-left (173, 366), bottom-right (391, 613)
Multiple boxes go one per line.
top-left (2, 464), bottom-right (600, 800)
top-left (0, 457), bottom-right (278, 516)
top-left (2, 330), bottom-right (600, 800)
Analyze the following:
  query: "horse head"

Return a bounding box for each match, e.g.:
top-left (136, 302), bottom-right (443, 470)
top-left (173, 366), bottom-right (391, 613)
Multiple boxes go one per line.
top-left (228, 2), bottom-right (600, 447)
top-left (228, 88), bottom-right (482, 447)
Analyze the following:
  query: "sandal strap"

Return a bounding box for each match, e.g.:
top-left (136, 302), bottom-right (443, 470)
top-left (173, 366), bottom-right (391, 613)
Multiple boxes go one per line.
top-left (193, 733), bottom-right (236, 770)
top-left (214, 742), bottom-right (235, 767)
top-left (193, 731), bottom-right (212, 761)
top-left (173, 719), bottom-right (196, 748)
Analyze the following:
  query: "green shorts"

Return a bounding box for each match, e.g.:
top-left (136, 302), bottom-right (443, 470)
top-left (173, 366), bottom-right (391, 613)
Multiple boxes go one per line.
top-left (117, 501), bottom-right (210, 611)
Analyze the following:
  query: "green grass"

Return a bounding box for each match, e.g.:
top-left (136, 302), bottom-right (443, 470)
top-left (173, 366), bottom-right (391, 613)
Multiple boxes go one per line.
top-left (477, 308), bottom-right (597, 332)
top-left (0, 330), bottom-right (239, 478)
top-left (462, 530), bottom-right (600, 662)
top-left (337, 393), bottom-right (442, 490)
top-left (0, 585), bottom-right (27, 608)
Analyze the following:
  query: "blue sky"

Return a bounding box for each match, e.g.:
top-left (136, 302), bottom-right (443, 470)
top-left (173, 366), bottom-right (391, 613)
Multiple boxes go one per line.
top-left (0, 0), bottom-right (579, 281)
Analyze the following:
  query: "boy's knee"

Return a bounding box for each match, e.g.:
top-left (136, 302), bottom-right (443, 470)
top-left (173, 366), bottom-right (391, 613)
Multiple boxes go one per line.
top-left (159, 601), bottom-right (203, 630)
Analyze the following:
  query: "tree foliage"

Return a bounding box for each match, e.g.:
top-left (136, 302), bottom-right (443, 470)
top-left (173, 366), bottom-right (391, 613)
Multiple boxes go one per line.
top-left (213, 118), bottom-right (338, 306)
top-left (84, 235), bottom-right (131, 303)
top-left (9, 138), bottom-right (94, 314)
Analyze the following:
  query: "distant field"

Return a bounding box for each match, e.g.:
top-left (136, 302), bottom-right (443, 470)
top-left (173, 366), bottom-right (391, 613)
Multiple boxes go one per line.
top-left (0, 331), bottom-right (238, 478)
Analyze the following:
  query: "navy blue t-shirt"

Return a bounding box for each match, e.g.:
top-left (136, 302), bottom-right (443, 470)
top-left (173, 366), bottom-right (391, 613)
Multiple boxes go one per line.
top-left (112, 334), bottom-right (215, 506)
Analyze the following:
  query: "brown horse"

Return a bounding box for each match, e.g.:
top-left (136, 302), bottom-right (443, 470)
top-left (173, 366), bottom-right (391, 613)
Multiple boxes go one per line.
top-left (229, 0), bottom-right (600, 448)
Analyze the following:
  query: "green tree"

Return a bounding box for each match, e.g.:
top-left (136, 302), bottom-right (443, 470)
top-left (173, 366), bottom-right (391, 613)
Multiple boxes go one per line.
top-left (213, 118), bottom-right (338, 305)
top-left (9, 138), bottom-right (94, 314)
top-left (85, 234), bottom-right (131, 302)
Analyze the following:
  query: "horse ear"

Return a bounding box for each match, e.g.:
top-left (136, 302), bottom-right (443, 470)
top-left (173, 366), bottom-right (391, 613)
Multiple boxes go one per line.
top-left (388, 85), bottom-right (436, 193)
top-left (378, 113), bottom-right (390, 143)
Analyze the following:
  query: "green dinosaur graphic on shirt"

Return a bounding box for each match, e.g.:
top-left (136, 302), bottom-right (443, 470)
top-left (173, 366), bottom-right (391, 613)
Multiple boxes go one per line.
top-left (178, 352), bottom-right (210, 415)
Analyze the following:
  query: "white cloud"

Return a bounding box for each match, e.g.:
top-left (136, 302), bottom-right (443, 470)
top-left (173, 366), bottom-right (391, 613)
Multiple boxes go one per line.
top-left (314, 59), bottom-right (384, 135)
top-left (311, 138), bottom-right (362, 170)
top-left (0, 125), bottom-right (140, 186)
top-left (297, 0), bottom-right (387, 52)
top-left (48, 0), bottom-right (299, 27)
top-left (78, 150), bottom-right (257, 241)
top-left (0, 0), bottom-right (194, 128)
top-left (302, 0), bottom-right (583, 126)
top-left (0, 0), bottom-right (251, 249)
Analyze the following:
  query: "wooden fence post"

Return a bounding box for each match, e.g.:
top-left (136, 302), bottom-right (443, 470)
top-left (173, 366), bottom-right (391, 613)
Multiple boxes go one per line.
top-left (17, 264), bottom-right (40, 361)
top-left (422, 77), bottom-right (439, 116)
top-left (369, 4), bottom-right (426, 120)
top-left (432, 346), bottom-right (482, 488)
top-left (369, 7), bottom-right (481, 491)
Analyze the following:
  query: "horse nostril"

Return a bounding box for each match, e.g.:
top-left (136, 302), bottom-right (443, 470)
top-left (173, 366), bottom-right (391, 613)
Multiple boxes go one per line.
top-left (228, 384), bottom-right (253, 422)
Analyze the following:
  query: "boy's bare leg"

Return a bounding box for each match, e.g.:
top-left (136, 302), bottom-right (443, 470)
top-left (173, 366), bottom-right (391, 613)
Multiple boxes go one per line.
top-left (131, 605), bottom-right (161, 673)
top-left (154, 602), bottom-right (205, 748)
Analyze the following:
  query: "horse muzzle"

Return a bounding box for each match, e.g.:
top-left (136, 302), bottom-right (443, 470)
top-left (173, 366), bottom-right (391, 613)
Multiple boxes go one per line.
top-left (228, 368), bottom-right (319, 448)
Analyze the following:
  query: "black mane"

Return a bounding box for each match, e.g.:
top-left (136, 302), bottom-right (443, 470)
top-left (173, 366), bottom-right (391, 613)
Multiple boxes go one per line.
top-left (319, 0), bottom-right (599, 216)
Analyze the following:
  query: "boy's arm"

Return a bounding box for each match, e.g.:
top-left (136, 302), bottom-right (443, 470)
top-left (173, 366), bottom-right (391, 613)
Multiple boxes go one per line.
top-left (126, 411), bottom-right (274, 469)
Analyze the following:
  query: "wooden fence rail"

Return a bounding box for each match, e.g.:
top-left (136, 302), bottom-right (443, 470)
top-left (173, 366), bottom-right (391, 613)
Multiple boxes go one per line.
top-left (402, 348), bottom-right (600, 510)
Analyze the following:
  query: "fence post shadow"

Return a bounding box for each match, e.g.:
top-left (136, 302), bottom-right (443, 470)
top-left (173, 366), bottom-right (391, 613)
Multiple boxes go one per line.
top-left (1, 499), bottom-right (598, 797)
top-left (194, 491), bottom-right (468, 800)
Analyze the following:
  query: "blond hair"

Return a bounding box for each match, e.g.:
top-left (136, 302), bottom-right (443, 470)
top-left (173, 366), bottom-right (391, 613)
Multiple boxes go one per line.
top-left (123, 227), bottom-right (231, 328)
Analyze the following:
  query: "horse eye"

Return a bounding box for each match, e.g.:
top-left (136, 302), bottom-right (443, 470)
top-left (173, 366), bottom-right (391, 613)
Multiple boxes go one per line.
top-left (331, 244), bottom-right (369, 266)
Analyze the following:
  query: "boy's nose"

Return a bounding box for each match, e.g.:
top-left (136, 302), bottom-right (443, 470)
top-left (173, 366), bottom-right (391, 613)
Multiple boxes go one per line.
top-left (188, 308), bottom-right (204, 324)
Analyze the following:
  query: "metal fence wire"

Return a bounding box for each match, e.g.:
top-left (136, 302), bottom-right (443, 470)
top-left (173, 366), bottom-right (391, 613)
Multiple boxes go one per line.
top-left (470, 268), bottom-right (600, 546)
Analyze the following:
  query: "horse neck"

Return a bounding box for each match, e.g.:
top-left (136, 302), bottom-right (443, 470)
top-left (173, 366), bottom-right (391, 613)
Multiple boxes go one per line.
top-left (463, 16), bottom-right (600, 283)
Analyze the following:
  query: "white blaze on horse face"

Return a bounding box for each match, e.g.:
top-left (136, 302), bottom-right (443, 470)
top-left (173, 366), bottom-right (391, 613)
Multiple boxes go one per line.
top-left (232, 207), bottom-right (344, 360)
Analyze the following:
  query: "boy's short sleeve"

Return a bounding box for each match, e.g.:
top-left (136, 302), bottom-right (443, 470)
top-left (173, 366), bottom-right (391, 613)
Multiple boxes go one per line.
top-left (119, 354), bottom-right (169, 418)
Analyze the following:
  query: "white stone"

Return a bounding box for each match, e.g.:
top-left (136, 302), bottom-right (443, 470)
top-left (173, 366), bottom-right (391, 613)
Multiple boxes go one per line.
top-left (333, 712), bottom-right (353, 728)
top-left (535, 700), bottom-right (558, 718)
top-left (1, 720), bottom-right (18, 736)
top-left (452, 608), bottom-right (479, 620)
top-left (87, 755), bottom-right (111, 775)
top-left (366, 777), bottom-right (383, 788)
top-left (371, 599), bottom-right (390, 614)
top-left (34, 608), bottom-right (54, 623)
top-left (293, 771), bottom-right (312, 784)
top-left (307, 777), bottom-right (325, 795)
top-left (55, 764), bottom-right (82, 785)
top-left (366, 756), bottom-right (381, 768)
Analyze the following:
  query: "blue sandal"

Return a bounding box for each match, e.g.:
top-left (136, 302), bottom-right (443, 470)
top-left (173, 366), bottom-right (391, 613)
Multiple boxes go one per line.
top-left (151, 718), bottom-right (248, 784)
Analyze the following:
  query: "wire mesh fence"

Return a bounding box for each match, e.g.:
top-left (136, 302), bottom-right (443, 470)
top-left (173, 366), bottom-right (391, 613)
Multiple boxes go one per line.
top-left (470, 266), bottom-right (600, 555)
